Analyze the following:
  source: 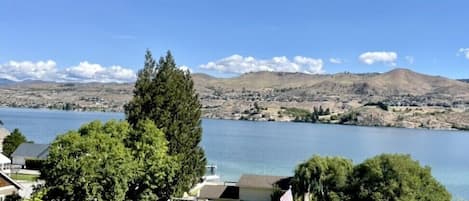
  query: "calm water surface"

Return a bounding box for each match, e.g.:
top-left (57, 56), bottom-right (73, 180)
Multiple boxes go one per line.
top-left (0, 108), bottom-right (468, 200)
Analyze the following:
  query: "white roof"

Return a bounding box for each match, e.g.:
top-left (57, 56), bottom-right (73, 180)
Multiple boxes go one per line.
top-left (0, 153), bottom-right (11, 164)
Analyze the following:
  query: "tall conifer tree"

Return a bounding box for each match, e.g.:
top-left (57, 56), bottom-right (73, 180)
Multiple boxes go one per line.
top-left (125, 50), bottom-right (206, 196)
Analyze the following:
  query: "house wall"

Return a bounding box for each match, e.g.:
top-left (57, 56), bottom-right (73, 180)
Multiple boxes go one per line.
top-left (12, 156), bottom-right (26, 166)
top-left (239, 187), bottom-right (272, 201)
top-left (0, 186), bottom-right (18, 197)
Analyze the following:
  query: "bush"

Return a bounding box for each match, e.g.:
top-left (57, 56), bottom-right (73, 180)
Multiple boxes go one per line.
top-left (25, 159), bottom-right (45, 170)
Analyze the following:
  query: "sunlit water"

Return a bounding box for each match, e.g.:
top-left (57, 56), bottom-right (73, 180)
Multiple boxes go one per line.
top-left (0, 108), bottom-right (468, 200)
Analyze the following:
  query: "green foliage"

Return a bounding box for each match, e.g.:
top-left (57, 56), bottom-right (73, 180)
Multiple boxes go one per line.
top-left (271, 185), bottom-right (284, 201)
top-left (292, 154), bottom-right (451, 201)
top-left (282, 107), bottom-right (312, 122)
top-left (292, 155), bottom-right (353, 201)
top-left (2, 128), bottom-right (27, 157)
top-left (25, 159), bottom-right (45, 170)
top-left (41, 120), bottom-right (178, 201)
top-left (339, 111), bottom-right (359, 124)
top-left (349, 154), bottom-right (451, 201)
top-left (4, 193), bottom-right (22, 201)
top-left (124, 50), bottom-right (206, 195)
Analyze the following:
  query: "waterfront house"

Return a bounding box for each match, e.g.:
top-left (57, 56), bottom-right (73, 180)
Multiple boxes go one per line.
top-left (11, 143), bottom-right (49, 167)
top-left (0, 171), bottom-right (22, 200)
top-left (198, 185), bottom-right (239, 201)
top-left (237, 174), bottom-right (291, 201)
top-left (194, 174), bottom-right (291, 201)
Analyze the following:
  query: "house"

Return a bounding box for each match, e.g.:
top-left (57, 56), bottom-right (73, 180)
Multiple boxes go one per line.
top-left (0, 154), bottom-right (10, 171)
top-left (11, 143), bottom-right (49, 167)
top-left (198, 185), bottom-right (239, 201)
top-left (237, 174), bottom-right (291, 201)
top-left (0, 171), bottom-right (22, 200)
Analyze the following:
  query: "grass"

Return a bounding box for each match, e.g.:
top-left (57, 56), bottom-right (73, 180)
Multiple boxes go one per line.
top-left (10, 173), bottom-right (39, 181)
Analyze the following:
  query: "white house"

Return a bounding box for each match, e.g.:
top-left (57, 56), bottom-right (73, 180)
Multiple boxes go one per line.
top-left (0, 171), bottom-right (22, 200)
top-left (11, 143), bottom-right (49, 167)
top-left (0, 154), bottom-right (10, 171)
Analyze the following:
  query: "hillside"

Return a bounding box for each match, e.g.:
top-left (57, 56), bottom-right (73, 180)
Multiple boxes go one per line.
top-left (1, 68), bottom-right (468, 130)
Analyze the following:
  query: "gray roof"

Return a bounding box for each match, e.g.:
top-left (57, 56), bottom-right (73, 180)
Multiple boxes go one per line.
top-left (238, 174), bottom-right (292, 190)
top-left (199, 185), bottom-right (239, 200)
top-left (11, 143), bottom-right (50, 159)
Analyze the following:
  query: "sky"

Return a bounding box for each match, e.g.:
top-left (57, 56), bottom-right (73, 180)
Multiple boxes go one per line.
top-left (1, 0), bottom-right (469, 82)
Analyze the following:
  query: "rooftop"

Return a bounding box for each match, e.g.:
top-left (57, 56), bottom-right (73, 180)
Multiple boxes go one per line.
top-left (237, 174), bottom-right (292, 190)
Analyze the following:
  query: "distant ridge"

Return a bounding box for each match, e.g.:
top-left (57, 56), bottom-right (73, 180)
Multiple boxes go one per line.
top-left (192, 68), bottom-right (469, 96)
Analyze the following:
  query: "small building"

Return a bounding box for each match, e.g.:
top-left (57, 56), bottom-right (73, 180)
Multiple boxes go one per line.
top-left (0, 171), bottom-right (22, 200)
top-left (0, 154), bottom-right (11, 171)
top-left (237, 174), bottom-right (291, 201)
top-left (198, 185), bottom-right (239, 201)
top-left (11, 143), bottom-right (49, 167)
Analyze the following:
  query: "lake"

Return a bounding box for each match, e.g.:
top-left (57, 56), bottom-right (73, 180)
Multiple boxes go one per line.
top-left (0, 107), bottom-right (468, 200)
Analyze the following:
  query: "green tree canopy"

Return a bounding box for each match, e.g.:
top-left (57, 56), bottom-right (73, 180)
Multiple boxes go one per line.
top-left (41, 120), bottom-right (178, 201)
top-left (292, 155), bottom-right (353, 201)
top-left (349, 154), bottom-right (451, 201)
top-left (2, 128), bottom-right (27, 157)
top-left (291, 154), bottom-right (451, 201)
top-left (125, 50), bottom-right (206, 195)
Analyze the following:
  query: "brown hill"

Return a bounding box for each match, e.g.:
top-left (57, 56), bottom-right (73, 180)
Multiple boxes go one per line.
top-left (192, 68), bottom-right (469, 98)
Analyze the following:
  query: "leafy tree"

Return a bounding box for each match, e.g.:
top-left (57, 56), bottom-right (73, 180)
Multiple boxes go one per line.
top-left (125, 50), bottom-right (206, 195)
top-left (41, 120), bottom-right (178, 201)
top-left (2, 128), bottom-right (27, 157)
top-left (292, 155), bottom-right (353, 201)
top-left (271, 185), bottom-right (284, 201)
top-left (41, 121), bottom-right (134, 201)
top-left (125, 120), bottom-right (179, 201)
top-left (4, 193), bottom-right (22, 201)
top-left (349, 154), bottom-right (451, 201)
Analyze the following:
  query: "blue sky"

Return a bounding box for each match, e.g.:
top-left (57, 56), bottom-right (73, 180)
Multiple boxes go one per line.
top-left (1, 0), bottom-right (469, 82)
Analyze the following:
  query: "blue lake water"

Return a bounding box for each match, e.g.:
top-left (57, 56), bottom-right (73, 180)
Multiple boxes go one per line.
top-left (0, 107), bottom-right (468, 200)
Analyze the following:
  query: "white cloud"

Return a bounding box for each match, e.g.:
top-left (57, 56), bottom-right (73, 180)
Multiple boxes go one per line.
top-left (0, 60), bottom-right (136, 83)
top-left (459, 48), bottom-right (469, 60)
top-left (0, 60), bottom-right (58, 81)
top-left (329, 58), bottom-right (343, 64)
top-left (405, 56), bottom-right (414, 65)
top-left (359, 51), bottom-right (397, 65)
top-left (179, 65), bottom-right (192, 73)
top-left (200, 54), bottom-right (324, 74)
top-left (64, 61), bottom-right (136, 82)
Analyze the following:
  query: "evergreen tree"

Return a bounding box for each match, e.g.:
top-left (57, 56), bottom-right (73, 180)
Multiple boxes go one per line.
top-left (2, 128), bottom-right (27, 157)
top-left (125, 50), bottom-right (206, 196)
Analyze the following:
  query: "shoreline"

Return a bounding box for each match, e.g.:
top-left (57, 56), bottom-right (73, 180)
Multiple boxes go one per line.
top-left (1, 106), bottom-right (468, 132)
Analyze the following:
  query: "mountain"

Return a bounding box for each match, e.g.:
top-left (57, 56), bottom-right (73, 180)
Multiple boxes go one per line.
top-left (458, 79), bottom-right (469, 83)
top-left (192, 68), bottom-right (469, 97)
top-left (0, 78), bottom-right (15, 85)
